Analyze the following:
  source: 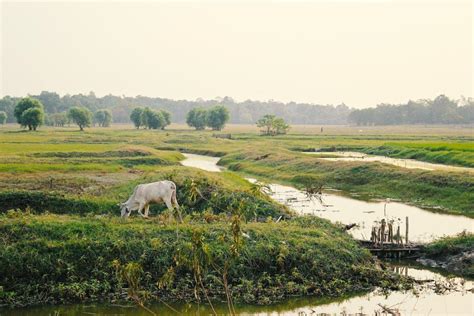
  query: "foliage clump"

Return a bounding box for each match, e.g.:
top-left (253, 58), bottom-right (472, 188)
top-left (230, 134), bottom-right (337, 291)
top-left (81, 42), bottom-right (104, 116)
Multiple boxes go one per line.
top-left (68, 106), bottom-right (93, 131)
top-left (186, 106), bottom-right (230, 131)
top-left (257, 114), bottom-right (290, 135)
top-left (14, 97), bottom-right (45, 130)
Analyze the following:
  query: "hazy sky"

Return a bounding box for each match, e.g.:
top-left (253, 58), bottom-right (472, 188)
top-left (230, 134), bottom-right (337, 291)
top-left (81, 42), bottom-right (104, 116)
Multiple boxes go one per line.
top-left (1, 0), bottom-right (472, 108)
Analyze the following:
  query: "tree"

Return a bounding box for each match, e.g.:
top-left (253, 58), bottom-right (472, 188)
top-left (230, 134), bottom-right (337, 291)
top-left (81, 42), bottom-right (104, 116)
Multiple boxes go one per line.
top-left (273, 117), bottom-right (290, 134)
top-left (21, 108), bottom-right (44, 131)
top-left (186, 107), bottom-right (208, 130)
top-left (130, 107), bottom-right (144, 129)
top-left (14, 97), bottom-right (45, 130)
top-left (206, 105), bottom-right (230, 130)
top-left (0, 111), bottom-right (7, 125)
top-left (256, 114), bottom-right (276, 135)
top-left (160, 110), bottom-right (171, 130)
top-left (94, 109), bottom-right (112, 127)
top-left (141, 107), bottom-right (166, 129)
top-left (68, 107), bottom-right (92, 131)
top-left (256, 114), bottom-right (290, 135)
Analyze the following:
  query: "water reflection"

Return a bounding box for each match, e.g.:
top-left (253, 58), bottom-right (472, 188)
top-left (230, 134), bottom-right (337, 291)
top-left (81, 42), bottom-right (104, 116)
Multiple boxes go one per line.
top-left (4, 264), bottom-right (472, 315)
top-left (303, 151), bottom-right (474, 173)
top-left (258, 180), bottom-right (474, 243)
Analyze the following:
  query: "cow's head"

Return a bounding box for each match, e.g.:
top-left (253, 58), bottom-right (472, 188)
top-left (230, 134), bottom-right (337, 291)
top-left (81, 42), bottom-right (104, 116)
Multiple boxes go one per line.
top-left (120, 202), bottom-right (131, 217)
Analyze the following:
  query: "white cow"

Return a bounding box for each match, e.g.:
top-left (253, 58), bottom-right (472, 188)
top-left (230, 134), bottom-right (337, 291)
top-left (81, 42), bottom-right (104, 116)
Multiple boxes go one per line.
top-left (120, 180), bottom-right (182, 222)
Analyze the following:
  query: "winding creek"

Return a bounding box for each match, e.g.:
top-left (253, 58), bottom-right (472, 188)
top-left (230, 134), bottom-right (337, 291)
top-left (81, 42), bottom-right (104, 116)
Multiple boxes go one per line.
top-left (176, 153), bottom-right (474, 315)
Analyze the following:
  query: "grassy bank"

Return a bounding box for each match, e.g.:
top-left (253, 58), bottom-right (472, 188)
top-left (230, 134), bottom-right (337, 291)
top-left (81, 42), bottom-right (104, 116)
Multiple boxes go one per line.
top-left (219, 150), bottom-right (474, 217)
top-left (0, 166), bottom-right (287, 221)
top-left (0, 213), bottom-right (407, 308)
top-left (421, 233), bottom-right (474, 278)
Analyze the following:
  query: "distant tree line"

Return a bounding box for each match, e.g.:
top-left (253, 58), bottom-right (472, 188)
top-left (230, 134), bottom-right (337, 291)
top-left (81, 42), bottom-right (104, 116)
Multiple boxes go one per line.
top-left (0, 92), bottom-right (472, 126)
top-left (0, 91), bottom-right (351, 125)
top-left (348, 95), bottom-right (474, 125)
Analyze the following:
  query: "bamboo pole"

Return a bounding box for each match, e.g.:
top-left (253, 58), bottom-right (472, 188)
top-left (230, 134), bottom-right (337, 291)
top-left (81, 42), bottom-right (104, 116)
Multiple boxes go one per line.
top-left (405, 216), bottom-right (409, 246)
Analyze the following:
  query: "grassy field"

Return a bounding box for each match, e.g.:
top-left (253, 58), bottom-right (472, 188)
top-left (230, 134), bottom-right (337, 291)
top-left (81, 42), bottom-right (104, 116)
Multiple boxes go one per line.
top-left (0, 124), bottom-right (470, 308)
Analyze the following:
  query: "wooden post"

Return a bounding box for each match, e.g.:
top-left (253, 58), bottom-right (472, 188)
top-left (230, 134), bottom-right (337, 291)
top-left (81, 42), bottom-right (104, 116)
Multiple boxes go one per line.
top-left (396, 225), bottom-right (401, 245)
top-left (388, 221), bottom-right (393, 243)
top-left (405, 216), bottom-right (409, 246)
top-left (381, 219), bottom-right (386, 243)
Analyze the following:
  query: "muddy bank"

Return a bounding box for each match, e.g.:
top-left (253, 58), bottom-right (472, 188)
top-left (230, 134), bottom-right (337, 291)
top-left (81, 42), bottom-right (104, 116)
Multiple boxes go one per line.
top-left (417, 233), bottom-right (474, 278)
top-left (418, 251), bottom-right (474, 278)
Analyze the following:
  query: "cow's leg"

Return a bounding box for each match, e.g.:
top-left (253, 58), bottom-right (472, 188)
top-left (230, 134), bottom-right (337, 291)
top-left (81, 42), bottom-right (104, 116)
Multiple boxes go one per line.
top-left (137, 202), bottom-right (146, 217)
top-left (144, 204), bottom-right (150, 218)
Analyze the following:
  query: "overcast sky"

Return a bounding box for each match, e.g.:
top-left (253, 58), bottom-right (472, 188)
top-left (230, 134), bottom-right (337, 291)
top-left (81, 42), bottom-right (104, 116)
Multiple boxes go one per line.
top-left (1, 0), bottom-right (472, 108)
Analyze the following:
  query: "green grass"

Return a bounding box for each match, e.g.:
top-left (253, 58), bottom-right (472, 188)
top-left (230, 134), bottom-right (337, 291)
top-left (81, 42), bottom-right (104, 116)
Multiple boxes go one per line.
top-left (0, 213), bottom-right (406, 307)
top-left (424, 233), bottom-right (474, 258)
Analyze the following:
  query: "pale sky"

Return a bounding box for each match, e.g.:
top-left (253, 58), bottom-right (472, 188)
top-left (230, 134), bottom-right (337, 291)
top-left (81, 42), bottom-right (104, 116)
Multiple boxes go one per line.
top-left (1, 0), bottom-right (472, 108)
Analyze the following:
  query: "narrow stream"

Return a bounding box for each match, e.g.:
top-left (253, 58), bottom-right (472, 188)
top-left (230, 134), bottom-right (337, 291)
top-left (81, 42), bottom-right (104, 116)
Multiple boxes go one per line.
top-left (176, 153), bottom-right (474, 315)
top-left (181, 153), bottom-right (474, 243)
top-left (303, 151), bottom-right (474, 173)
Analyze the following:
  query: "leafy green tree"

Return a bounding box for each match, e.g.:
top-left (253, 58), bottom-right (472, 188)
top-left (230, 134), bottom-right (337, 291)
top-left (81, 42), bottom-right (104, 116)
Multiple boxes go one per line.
top-left (256, 114), bottom-right (289, 135)
top-left (0, 111), bottom-right (7, 125)
top-left (256, 114), bottom-right (276, 135)
top-left (21, 108), bottom-right (44, 131)
top-left (160, 110), bottom-right (171, 130)
top-left (273, 117), bottom-right (290, 134)
top-left (14, 97), bottom-right (45, 130)
top-left (141, 107), bottom-right (166, 129)
top-left (130, 107), bottom-right (144, 129)
top-left (94, 109), bottom-right (112, 127)
top-left (68, 107), bottom-right (92, 131)
top-left (186, 107), bottom-right (208, 130)
top-left (206, 105), bottom-right (230, 130)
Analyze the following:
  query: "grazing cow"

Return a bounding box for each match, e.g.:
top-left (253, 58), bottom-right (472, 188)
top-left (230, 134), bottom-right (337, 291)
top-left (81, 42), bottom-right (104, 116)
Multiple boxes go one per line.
top-left (120, 180), bottom-right (182, 222)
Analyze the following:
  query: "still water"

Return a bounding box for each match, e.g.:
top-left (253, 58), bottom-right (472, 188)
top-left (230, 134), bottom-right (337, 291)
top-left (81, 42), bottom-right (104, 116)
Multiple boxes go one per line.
top-left (258, 180), bottom-right (474, 243)
top-left (303, 151), bottom-right (474, 173)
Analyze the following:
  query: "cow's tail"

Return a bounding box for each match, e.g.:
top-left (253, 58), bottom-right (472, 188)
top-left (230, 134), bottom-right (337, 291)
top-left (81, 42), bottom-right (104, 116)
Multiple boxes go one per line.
top-left (171, 185), bottom-right (179, 208)
top-left (170, 181), bottom-right (182, 223)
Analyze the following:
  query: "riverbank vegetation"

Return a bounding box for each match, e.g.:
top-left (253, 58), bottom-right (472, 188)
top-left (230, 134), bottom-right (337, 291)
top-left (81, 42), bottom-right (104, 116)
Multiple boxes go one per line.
top-left (420, 232), bottom-right (474, 278)
top-left (0, 212), bottom-right (408, 308)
